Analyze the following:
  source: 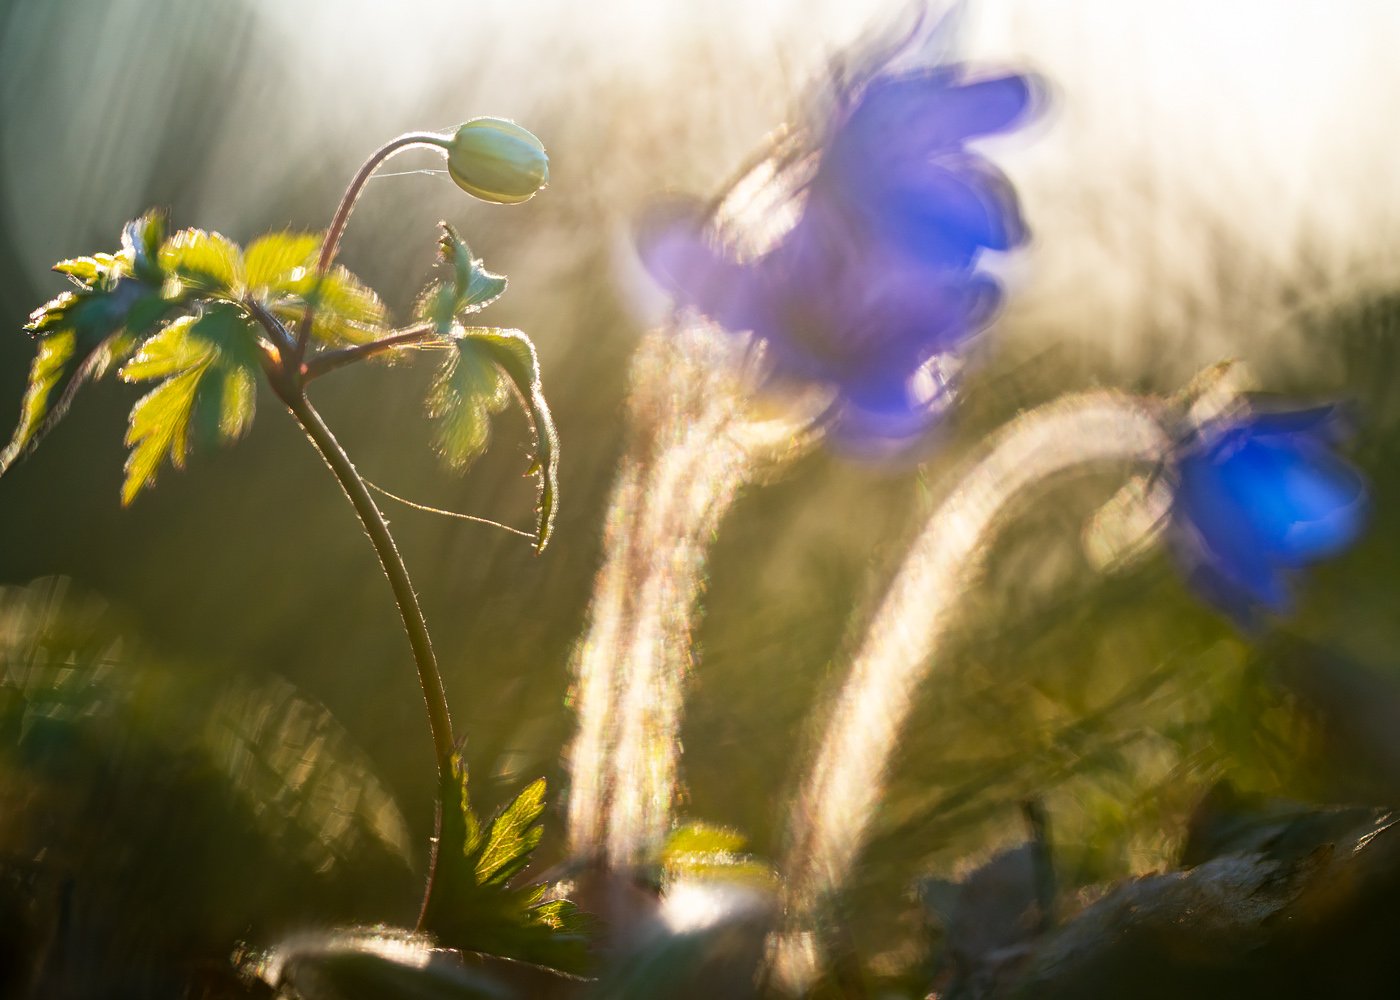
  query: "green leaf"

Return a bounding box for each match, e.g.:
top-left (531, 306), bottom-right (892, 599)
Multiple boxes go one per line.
top-left (474, 777), bottom-right (546, 886)
top-left (244, 230), bottom-right (321, 291)
top-left (121, 362), bottom-right (204, 504)
top-left (53, 253), bottom-right (118, 287)
top-left (118, 303), bottom-right (260, 503)
top-left (0, 332), bottom-right (82, 475)
top-left (415, 225), bottom-right (508, 334)
top-left (121, 209), bottom-right (168, 283)
top-left (427, 339), bottom-right (509, 469)
top-left (660, 822), bottom-right (776, 889)
top-left (419, 755), bottom-right (592, 975)
top-left (159, 227), bottom-right (241, 294)
top-left (2, 216), bottom-right (181, 478)
top-left (441, 223), bottom-right (508, 313)
top-left (458, 328), bottom-right (559, 553)
top-left (278, 265), bottom-right (385, 345)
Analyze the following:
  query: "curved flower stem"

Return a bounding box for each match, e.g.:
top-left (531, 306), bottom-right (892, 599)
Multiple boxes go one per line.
top-left (274, 378), bottom-right (460, 926)
top-left (252, 289), bottom-right (463, 932)
top-left (279, 388), bottom-right (455, 778)
top-left (296, 131), bottom-right (450, 361)
top-left (772, 391), bottom-right (1171, 991)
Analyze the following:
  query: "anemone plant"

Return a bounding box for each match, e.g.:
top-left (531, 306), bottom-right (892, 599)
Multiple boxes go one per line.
top-left (0, 118), bottom-right (587, 978)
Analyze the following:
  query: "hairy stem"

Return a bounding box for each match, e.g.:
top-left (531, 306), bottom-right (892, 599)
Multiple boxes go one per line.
top-left (280, 388), bottom-right (456, 777)
top-left (297, 131), bottom-right (449, 359)
top-left (303, 324), bottom-right (440, 381)
top-left (254, 290), bottom-right (462, 932)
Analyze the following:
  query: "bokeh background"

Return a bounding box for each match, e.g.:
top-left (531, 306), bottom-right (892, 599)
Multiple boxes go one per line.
top-left (2, 0), bottom-right (1400, 992)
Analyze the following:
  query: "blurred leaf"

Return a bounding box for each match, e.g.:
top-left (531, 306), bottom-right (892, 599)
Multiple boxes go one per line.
top-left (1, 215), bottom-right (178, 477)
top-left (278, 265), bottom-right (385, 345)
top-left (259, 929), bottom-right (510, 1000)
top-left (207, 673), bottom-right (413, 871)
top-left (118, 302), bottom-right (260, 503)
top-left (590, 885), bottom-right (772, 1000)
top-left (244, 231), bottom-right (321, 291)
top-left (661, 822), bottom-right (776, 889)
top-left (53, 252), bottom-right (119, 287)
top-left (159, 227), bottom-right (241, 293)
top-left (421, 754), bottom-right (591, 974)
top-left (0, 578), bottom-right (415, 994)
top-left (427, 337), bottom-right (509, 469)
top-left (120, 209), bottom-right (169, 283)
top-left (458, 328), bottom-right (560, 553)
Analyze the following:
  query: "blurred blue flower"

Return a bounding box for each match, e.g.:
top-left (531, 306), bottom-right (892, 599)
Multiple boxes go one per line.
top-left (1171, 406), bottom-right (1367, 620)
top-left (640, 65), bottom-right (1039, 452)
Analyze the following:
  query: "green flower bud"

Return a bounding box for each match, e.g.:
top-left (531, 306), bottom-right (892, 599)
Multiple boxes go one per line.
top-left (445, 118), bottom-right (549, 205)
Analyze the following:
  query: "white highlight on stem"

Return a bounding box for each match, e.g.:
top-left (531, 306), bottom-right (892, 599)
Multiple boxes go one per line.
top-left (566, 326), bottom-right (813, 864)
top-left (772, 390), bottom-right (1170, 990)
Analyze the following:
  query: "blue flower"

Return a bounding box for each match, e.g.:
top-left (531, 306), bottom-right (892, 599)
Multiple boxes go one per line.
top-left (640, 65), bottom-right (1039, 452)
top-left (1171, 406), bottom-right (1367, 620)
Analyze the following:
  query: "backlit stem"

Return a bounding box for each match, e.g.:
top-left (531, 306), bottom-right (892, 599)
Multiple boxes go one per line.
top-left (773, 391), bottom-right (1171, 992)
top-left (297, 131), bottom-right (450, 359)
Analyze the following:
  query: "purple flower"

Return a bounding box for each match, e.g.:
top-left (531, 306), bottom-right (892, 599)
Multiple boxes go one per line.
top-left (1171, 406), bottom-right (1367, 620)
top-left (640, 65), bottom-right (1040, 452)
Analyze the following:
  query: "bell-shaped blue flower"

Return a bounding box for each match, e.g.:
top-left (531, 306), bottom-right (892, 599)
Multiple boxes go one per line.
top-left (639, 61), bottom-right (1040, 453)
top-left (1171, 406), bottom-right (1367, 620)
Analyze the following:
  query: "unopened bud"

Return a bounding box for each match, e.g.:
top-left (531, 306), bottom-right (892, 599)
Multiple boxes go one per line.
top-left (445, 118), bottom-right (549, 205)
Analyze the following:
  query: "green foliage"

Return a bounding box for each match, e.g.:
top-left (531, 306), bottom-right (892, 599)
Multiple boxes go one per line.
top-left (159, 227), bottom-right (242, 293)
top-left (427, 334), bottom-right (510, 468)
top-left (280, 264), bottom-right (386, 346)
top-left (163, 226), bottom-right (384, 345)
top-left (428, 327), bottom-right (560, 552)
top-left (422, 754), bottom-right (591, 975)
top-left (419, 226), bottom-right (558, 550)
top-left (118, 302), bottom-right (261, 503)
top-left (0, 578), bottom-right (414, 995)
top-left (0, 215), bottom-right (407, 502)
top-left (0, 211), bottom-right (176, 475)
top-left (417, 223), bottom-right (509, 333)
top-left (5, 206), bottom-right (558, 556)
top-left (660, 822), bottom-right (776, 890)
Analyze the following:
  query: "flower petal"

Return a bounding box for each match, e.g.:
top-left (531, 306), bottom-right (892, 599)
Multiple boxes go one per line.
top-left (866, 156), bottom-right (1028, 263)
top-left (835, 71), bottom-right (1035, 162)
top-left (638, 204), bottom-right (764, 333)
top-left (1213, 434), bottom-right (1367, 565)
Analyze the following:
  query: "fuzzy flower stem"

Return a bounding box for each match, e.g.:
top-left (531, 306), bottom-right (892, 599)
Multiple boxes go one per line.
top-left (296, 131), bottom-right (450, 360)
top-left (773, 391), bottom-right (1170, 991)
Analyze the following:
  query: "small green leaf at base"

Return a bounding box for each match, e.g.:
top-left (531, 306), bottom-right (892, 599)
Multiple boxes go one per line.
top-left (420, 755), bottom-right (592, 975)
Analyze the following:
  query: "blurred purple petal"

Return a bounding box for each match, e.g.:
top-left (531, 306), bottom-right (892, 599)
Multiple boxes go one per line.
top-left (637, 53), bottom-right (1040, 454)
top-left (638, 204), bottom-right (763, 333)
top-left (832, 72), bottom-right (1035, 164)
top-left (864, 156), bottom-right (1028, 264)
